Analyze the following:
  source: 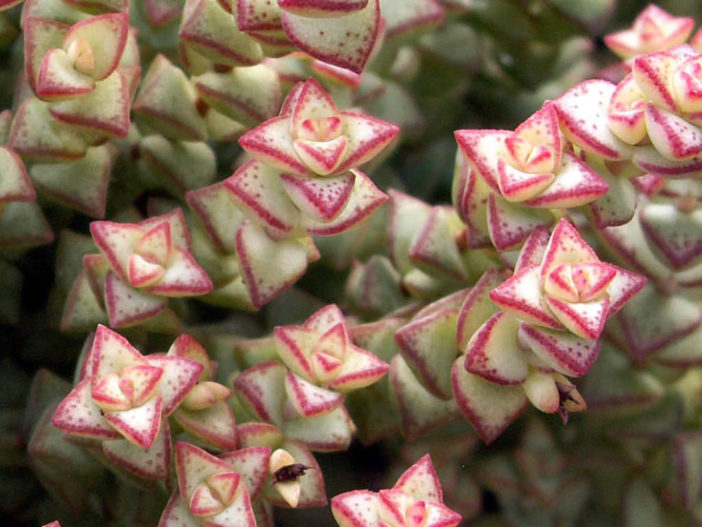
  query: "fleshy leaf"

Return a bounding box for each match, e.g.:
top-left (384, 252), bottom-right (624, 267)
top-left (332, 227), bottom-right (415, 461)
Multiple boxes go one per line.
top-left (332, 489), bottom-right (380, 527)
top-left (102, 420), bottom-right (171, 480)
top-left (279, 0), bottom-right (367, 17)
top-left (456, 269), bottom-right (502, 350)
top-left (393, 454), bottom-right (443, 502)
top-left (554, 80), bottom-right (632, 160)
top-left (193, 64), bottom-right (281, 127)
top-left (234, 221), bottom-right (310, 309)
top-left (174, 401), bottom-right (238, 450)
top-left (236, 0), bottom-right (283, 31)
top-left (327, 345), bottom-right (389, 393)
top-left (301, 170), bottom-right (388, 236)
top-left (395, 307), bottom-right (459, 399)
top-left (282, 404), bottom-right (354, 452)
top-left (23, 17), bottom-right (69, 94)
top-left (90, 221), bottom-right (144, 281)
top-left (285, 371), bottom-right (344, 417)
top-left (234, 360), bottom-right (287, 425)
top-left (490, 266), bottom-right (562, 330)
top-left (335, 112), bottom-right (400, 172)
top-left (379, 0), bottom-right (445, 39)
top-left (133, 54), bottom-right (207, 141)
top-left (103, 390), bottom-right (163, 448)
top-left (36, 48), bottom-right (95, 101)
top-left (186, 182), bottom-right (246, 254)
top-left (281, 0), bottom-right (380, 74)
top-left (605, 5), bottom-right (694, 59)
top-left (390, 355), bottom-right (460, 441)
top-left (274, 325), bottom-right (318, 381)
top-left (220, 446), bottom-right (272, 500)
top-left (179, 0), bottom-right (263, 66)
top-left (464, 312), bottom-right (527, 385)
top-left (633, 49), bottom-right (691, 112)
top-left (639, 202), bottom-right (702, 269)
top-left (451, 358), bottom-right (527, 444)
top-left (8, 98), bottom-right (88, 161)
top-left (487, 194), bottom-right (553, 251)
top-left (175, 441), bottom-right (235, 502)
top-left (544, 295), bottom-right (609, 340)
top-left (0, 146), bottom-right (35, 203)
top-left (51, 378), bottom-right (121, 440)
top-left (616, 283), bottom-right (700, 360)
top-left (408, 206), bottom-right (468, 281)
top-left (523, 152), bottom-right (609, 208)
top-left (279, 172), bottom-right (355, 223)
top-left (147, 355), bottom-right (204, 415)
top-left (144, 246), bottom-right (213, 297)
top-left (30, 145), bottom-right (111, 218)
top-left (104, 271), bottom-right (168, 327)
top-left (645, 104), bottom-right (702, 160)
top-left (539, 219), bottom-right (599, 277)
top-left (239, 116), bottom-right (309, 176)
top-left (519, 323), bottom-right (600, 377)
top-left (49, 69), bottom-right (130, 138)
top-left (454, 129), bottom-right (508, 191)
top-left (224, 160), bottom-right (300, 236)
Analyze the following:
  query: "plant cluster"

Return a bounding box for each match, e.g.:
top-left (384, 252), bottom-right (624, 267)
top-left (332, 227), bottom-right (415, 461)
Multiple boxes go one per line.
top-left (0, 1), bottom-right (700, 526)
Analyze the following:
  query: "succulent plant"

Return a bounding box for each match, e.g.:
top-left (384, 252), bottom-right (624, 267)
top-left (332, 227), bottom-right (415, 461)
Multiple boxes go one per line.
top-left (0, 1), bottom-right (699, 526)
top-left (332, 454), bottom-right (462, 527)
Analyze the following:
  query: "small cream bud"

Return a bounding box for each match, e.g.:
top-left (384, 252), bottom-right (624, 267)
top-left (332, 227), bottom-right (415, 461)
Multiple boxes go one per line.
top-left (66, 37), bottom-right (95, 76)
top-left (269, 449), bottom-right (302, 508)
top-left (181, 381), bottom-right (230, 411)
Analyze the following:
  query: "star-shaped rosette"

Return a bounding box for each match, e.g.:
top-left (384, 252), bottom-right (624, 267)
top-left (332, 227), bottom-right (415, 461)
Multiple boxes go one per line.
top-left (563, 45), bottom-right (702, 179)
top-left (158, 442), bottom-right (261, 527)
top-left (239, 78), bottom-right (399, 178)
top-left (495, 103), bottom-right (609, 208)
top-left (51, 326), bottom-right (204, 479)
top-left (454, 131), bottom-right (555, 251)
top-left (273, 304), bottom-right (390, 392)
top-left (331, 454), bottom-right (461, 527)
top-left (24, 13), bottom-right (130, 101)
top-left (82, 208), bottom-right (213, 327)
top-left (627, 45), bottom-right (702, 173)
top-left (457, 103), bottom-right (609, 209)
top-left (453, 104), bottom-right (608, 250)
top-left (604, 4), bottom-right (694, 60)
top-left (449, 264), bottom-right (592, 443)
top-left (489, 219), bottom-right (646, 343)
